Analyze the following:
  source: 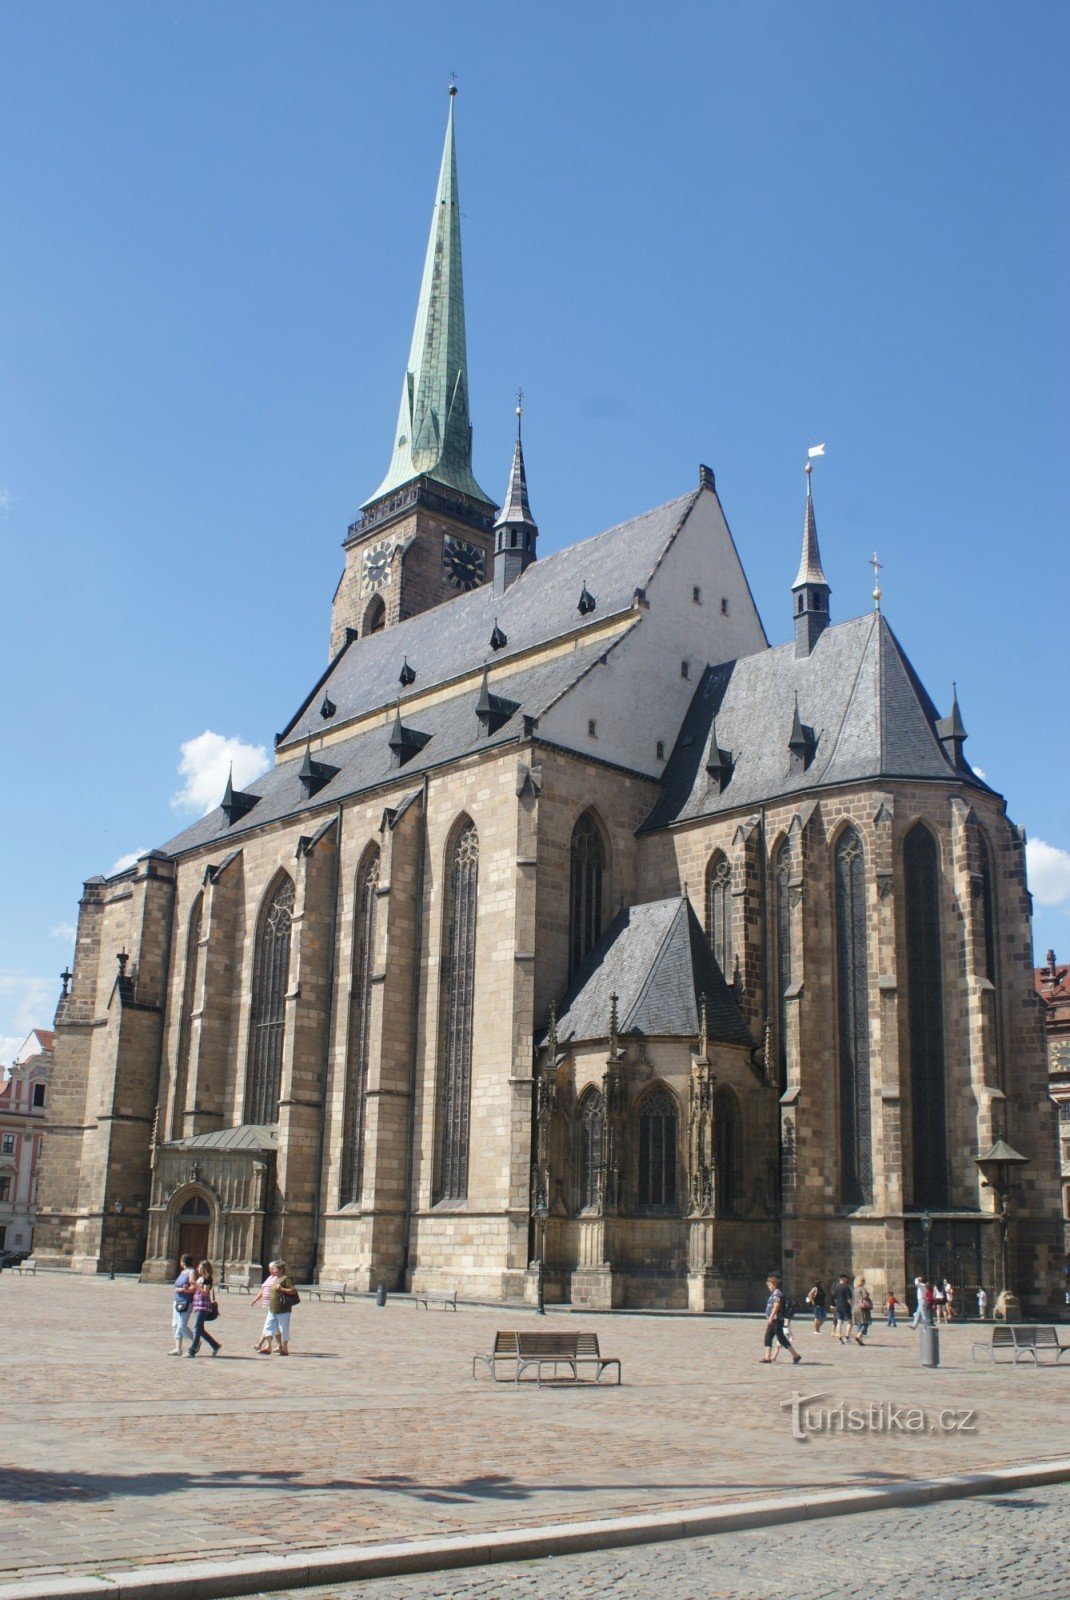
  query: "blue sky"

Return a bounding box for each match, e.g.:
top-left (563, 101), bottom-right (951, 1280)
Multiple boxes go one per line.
top-left (2, 2), bottom-right (1068, 1057)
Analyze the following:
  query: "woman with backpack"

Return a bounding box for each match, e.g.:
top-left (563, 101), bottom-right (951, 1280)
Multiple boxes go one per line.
top-left (266, 1260), bottom-right (299, 1355)
top-left (805, 1280), bottom-right (828, 1334)
top-left (187, 1259), bottom-right (222, 1357)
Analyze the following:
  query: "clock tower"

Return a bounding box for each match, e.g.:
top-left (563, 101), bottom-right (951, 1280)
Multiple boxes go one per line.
top-left (330, 89), bottom-right (498, 657)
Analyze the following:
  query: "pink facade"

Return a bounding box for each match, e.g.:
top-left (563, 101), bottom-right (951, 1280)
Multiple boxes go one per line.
top-left (0, 1030), bottom-right (52, 1256)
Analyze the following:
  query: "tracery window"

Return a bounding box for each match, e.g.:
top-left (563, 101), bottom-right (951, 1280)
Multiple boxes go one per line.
top-left (577, 1089), bottom-right (605, 1212)
top-left (341, 848), bottom-right (380, 1206)
top-left (636, 1086), bottom-right (678, 1212)
top-left (705, 853), bottom-right (732, 977)
top-left (904, 824), bottom-right (948, 1207)
top-left (774, 839), bottom-right (793, 1090)
top-left (569, 812), bottom-right (606, 978)
top-left (713, 1087), bottom-right (737, 1214)
top-left (836, 827), bottom-right (872, 1206)
top-left (172, 894), bottom-right (202, 1139)
top-left (436, 819), bottom-right (479, 1203)
top-left (245, 873), bottom-right (295, 1125)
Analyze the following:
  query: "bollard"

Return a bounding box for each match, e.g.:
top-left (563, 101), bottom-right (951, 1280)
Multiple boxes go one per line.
top-left (375, 1284), bottom-right (387, 1308)
top-left (919, 1323), bottom-right (940, 1367)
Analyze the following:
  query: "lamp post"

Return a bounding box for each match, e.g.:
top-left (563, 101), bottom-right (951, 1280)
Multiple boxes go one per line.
top-left (920, 1209), bottom-right (933, 1293)
top-left (220, 1203), bottom-right (232, 1289)
top-left (108, 1199), bottom-right (124, 1280)
top-left (533, 1190), bottom-right (547, 1316)
top-left (975, 1140), bottom-right (1030, 1302)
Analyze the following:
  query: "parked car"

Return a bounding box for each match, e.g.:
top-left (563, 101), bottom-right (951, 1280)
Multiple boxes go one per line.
top-left (0, 1249), bottom-right (29, 1270)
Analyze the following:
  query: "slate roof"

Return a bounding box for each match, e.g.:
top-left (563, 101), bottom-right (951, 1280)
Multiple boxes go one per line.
top-left (546, 896), bottom-right (753, 1049)
top-left (162, 1124), bottom-right (278, 1153)
top-left (279, 490), bottom-right (700, 748)
top-left (642, 612), bottom-right (989, 833)
top-left (160, 638), bottom-right (618, 857)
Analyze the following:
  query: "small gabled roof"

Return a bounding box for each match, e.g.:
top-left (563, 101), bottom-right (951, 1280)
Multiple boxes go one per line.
top-left (547, 896), bottom-right (752, 1048)
top-left (643, 611), bottom-right (991, 832)
top-left (162, 1124), bottom-right (278, 1153)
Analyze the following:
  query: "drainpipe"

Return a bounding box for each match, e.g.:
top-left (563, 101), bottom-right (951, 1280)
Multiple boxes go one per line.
top-left (399, 773), bottom-right (430, 1291)
top-left (308, 803), bottom-right (344, 1276)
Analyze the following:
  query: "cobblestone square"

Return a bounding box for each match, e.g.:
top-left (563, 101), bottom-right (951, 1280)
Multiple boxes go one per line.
top-left (1, 1276), bottom-right (1067, 1590)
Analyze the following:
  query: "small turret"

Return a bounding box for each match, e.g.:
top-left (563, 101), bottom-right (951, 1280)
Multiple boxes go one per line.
top-left (936, 684), bottom-right (969, 771)
top-left (493, 396), bottom-right (538, 594)
top-left (792, 460), bottom-right (831, 657)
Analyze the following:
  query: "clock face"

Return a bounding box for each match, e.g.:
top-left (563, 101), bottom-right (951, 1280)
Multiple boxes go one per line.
top-left (362, 539), bottom-right (394, 593)
top-left (442, 535), bottom-right (486, 592)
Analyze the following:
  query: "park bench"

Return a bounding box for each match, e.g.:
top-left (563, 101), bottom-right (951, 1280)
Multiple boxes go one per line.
top-left (414, 1287), bottom-right (458, 1311)
top-left (10, 1257), bottom-right (37, 1275)
top-left (472, 1329), bottom-right (622, 1386)
top-left (972, 1324), bottom-right (1070, 1364)
top-left (307, 1281), bottom-right (349, 1302)
top-left (218, 1270), bottom-right (260, 1294)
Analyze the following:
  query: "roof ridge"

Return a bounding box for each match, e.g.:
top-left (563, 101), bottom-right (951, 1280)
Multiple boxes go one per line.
top-left (622, 897), bottom-right (690, 1033)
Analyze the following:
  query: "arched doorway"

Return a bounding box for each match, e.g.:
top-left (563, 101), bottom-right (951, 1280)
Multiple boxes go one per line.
top-left (175, 1194), bottom-right (211, 1266)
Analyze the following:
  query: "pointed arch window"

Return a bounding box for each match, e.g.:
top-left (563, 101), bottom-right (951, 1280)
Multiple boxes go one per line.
top-left (172, 895), bottom-right (202, 1139)
top-left (577, 1089), bottom-right (605, 1212)
top-left (363, 594), bottom-right (386, 636)
top-left (245, 874), bottom-right (294, 1125)
top-left (713, 1088), bottom-right (738, 1214)
top-left (636, 1086), bottom-right (678, 1212)
top-left (341, 848), bottom-right (380, 1206)
top-left (978, 835), bottom-right (998, 987)
top-left (774, 839), bottom-right (793, 1090)
top-left (705, 853), bottom-right (732, 976)
top-left (569, 812), bottom-right (606, 978)
top-left (436, 820), bottom-right (479, 1203)
top-left (836, 827), bottom-right (872, 1206)
top-left (905, 824), bottom-right (948, 1207)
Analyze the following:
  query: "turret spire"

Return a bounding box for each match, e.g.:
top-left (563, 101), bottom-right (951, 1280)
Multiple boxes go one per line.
top-left (493, 391), bottom-right (538, 593)
top-left (791, 456), bottom-right (831, 657)
top-left (366, 88), bottom-right (493, 508)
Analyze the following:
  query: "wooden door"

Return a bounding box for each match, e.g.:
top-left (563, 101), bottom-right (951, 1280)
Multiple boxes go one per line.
top-left (177, 1222), bottom-right (209, 1265)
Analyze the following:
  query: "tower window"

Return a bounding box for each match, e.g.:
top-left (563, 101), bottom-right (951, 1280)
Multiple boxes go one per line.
top-left (510, 529), bottom-right (518, 548)
top-left (721, 597), bottom-right (729, 616)
top-left (693, 586), bottom-right (702, 604)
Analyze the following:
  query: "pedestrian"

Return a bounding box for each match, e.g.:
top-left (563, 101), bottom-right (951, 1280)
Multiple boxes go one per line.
top-left (932, 1280), bottom-right (946, 1324)
top-left (993, 1289), bottom-right (1010, 1322)
top-left (267, 1259), bottom-right (299, 1355)
top-left (169, 1252), bottom-right (196, 1355)
top-left (250, 1261), bottom-right (281, 1353)
top-left (977, 1286), bottom-right (988, 1320)
top-left (805, 1280), bottom-right (828, 1334)
top-left (943, 1280), bottom-right (955, 1322)
top-left (853, 1278), bottom-right (872, 1345)
top-left (831, 1274), bottom-right (854, 1343)
top-left (760, 1274), bottom-right (801, 1365)
top-left (911, 1276), bottom-right (930, 1328)
top-left (885, 1290), bottom-right (898, 1328)
top-left (187, 1259), bottom-right (222, 1357)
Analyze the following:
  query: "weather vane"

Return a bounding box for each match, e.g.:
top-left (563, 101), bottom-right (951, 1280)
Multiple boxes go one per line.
top-left (805, 441), bottom-right (825, 482)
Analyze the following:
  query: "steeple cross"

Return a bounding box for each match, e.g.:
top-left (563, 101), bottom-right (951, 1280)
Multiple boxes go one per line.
top-left (869, 551), bottom-right (883, 612)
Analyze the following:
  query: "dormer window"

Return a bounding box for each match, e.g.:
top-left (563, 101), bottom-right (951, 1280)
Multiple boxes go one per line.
top-left (693, 586), bottom-right (702, 604)
top-left (721, 597), bottom-right (729, 616)
top-left (656, 740), bottom-right (665, 760)
top-left (588, 719), bottom-right (598, 738)
top-left (680, 661), bottom-right (690, 680)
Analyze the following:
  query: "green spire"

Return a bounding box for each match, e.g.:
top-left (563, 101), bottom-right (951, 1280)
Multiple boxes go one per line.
top-left (366, 89), bottom-right (493, 508)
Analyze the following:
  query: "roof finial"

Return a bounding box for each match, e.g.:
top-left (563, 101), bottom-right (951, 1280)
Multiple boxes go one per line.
top-left (869, 551), bottom-right (883, 612)
top-left (448, 73), bottom-right (458, 97)
top-left (515, 386), bottom-right (523, 441)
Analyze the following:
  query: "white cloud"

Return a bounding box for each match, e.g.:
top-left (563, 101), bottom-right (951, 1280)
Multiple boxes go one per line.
top-left (1026, 838), bottom-right (1070, 908)
top-left (0, 487), bottom-right (10, 516)
top-left (971, 766), bottom-right (986, 780)
top-left (0, 971), bottom-right (57, 1065)
top-left (108, 847), bottom-right (149, 876)
top-left (171, 730), bottom-right (270, 817)
top-left (50, 923), bottom-right (76, 943)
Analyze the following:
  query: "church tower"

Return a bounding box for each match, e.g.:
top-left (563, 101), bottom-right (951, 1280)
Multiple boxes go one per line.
top-left (329, 87), bottom-right (498, 656)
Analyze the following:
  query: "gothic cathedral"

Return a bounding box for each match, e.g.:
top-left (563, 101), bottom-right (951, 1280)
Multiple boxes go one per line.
top-left (36, 93), bottom-right (1062, 1312)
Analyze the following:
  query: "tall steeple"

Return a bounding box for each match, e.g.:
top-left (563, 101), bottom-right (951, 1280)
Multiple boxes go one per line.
top-left (791, 460), bottom-right (831, 657)
top-left (366, 87), bottom-right (493, 508)
top-left (493, 396), bottom-right (538, 593)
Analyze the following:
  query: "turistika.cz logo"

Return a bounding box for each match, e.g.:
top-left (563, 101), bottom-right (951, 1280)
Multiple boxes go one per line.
top-left (781, 1392), bottom-right (978, 1443)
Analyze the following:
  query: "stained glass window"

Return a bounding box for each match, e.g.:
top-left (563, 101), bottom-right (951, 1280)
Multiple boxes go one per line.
top-left (341, 848), bottom-right (380, 1206)
top-left (577, 1089), bottom-right (604, 1212)
top-left (905, 824), bottom-right (948, 1207)
top-left (245, 874), bottom-right (295, 1125)
top-left (705, 853), bottom-right (732, 976)
top-left (636, 1086), bottom-right (678, 1211)
top-left (836, 827), bottom-right (872, 1205)
top-left (569, 813), bottom-right (605, 978)
top-left (172, 894), bottom-right (202, 1139)
top-left (713, 1087), bottom-right (737, 1214)
top-left (436, 820), bottom-right (479, 1202)
top-left (774, 839), bottom-right (793, 1090)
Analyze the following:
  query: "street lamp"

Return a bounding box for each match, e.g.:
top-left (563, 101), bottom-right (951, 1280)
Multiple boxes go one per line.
top-left (108, 1199), bottom-right (124, 1280)
top-left (533, 1190), bottom-right (548, 1317)
top-left (920, 1210), bottom-right (934, 1300)
top-left (220, 1203), bottom-right (232, 1288)
top-left (975, 1140), bottom-right (1030, 1303)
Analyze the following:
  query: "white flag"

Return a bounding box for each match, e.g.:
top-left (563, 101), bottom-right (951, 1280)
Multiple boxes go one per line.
top-left (807, 443), bottom-right (826, 459)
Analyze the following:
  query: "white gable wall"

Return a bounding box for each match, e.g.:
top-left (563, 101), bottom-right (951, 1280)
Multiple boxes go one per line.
top-left (536, 489), bottom-right (767, 776)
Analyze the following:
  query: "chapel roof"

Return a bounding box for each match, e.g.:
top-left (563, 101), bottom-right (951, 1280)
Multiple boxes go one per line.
top-left (546, 895), bottom-right (753, 1049)
top-left (162, 1124), bottom-right (278, 1153)
top-left (642, 610), bottom-right (991, 832)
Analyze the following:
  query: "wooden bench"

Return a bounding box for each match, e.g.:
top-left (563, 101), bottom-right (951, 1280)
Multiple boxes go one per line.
top-left (307, 1281), bottom-right (349, 1302)
top-left (472, 1329), bottom-right (622, 1385)
top-left (414, 1288), bottom-right (457, 1311)
top-left (972, 1324), bottom-right (1070, 1364)
top-left (10, 1258), bottom-right (36, 1276)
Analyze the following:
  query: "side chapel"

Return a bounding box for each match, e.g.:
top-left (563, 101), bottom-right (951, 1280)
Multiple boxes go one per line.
top-left (35, 92), bottom-right (1062, 1311)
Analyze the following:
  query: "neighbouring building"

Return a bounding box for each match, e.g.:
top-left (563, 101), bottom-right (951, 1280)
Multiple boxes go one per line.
top-left (34, 93), bottom-right (1063, 1311)
top-left (0, 1029), bottom-right (52, 1256)
top-left (1035, 950), bottom-right (1070, 1253)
